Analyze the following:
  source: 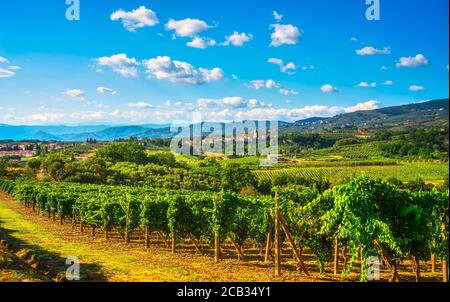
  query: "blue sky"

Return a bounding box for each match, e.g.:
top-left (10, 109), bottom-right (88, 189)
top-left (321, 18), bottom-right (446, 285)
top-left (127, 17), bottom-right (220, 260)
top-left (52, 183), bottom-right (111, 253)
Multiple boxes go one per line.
top-left (0, 0), bottom-right (448, 125)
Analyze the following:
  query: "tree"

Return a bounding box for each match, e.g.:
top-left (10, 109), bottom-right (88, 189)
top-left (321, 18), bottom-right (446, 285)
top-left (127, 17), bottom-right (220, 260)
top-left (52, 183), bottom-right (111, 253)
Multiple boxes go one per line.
top-left (95, 141), bottom-right (148, 164)
top-left (0, 159), bottom-right (7, 177)
top-left (27, 158), bottom-right (42, 170)
top-left (220, 163), bottom-right (256, 193)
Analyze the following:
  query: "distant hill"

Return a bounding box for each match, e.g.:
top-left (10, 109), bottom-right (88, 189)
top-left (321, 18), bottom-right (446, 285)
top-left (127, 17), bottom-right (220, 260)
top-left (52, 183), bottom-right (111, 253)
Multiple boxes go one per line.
top-left (280, 99), bottom-right (449, 134)
top-left (0, 99), bottom-right (448, 141)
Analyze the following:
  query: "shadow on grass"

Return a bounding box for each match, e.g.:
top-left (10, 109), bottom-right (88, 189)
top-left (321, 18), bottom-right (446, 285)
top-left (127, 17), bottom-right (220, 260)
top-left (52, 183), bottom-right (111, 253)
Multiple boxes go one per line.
top-left (0, 218), bottom-right (107, 282)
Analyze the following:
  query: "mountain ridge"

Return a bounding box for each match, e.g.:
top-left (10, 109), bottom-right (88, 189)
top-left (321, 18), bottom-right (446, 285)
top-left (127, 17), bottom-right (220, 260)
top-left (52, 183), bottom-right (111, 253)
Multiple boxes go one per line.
top-left (0, 99), bottom-right (448, 141)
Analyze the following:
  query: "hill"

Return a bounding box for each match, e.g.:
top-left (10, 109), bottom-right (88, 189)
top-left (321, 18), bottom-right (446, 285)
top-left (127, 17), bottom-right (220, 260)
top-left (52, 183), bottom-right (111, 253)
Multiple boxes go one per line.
top-left (0, 99), bottom-right (447, 141)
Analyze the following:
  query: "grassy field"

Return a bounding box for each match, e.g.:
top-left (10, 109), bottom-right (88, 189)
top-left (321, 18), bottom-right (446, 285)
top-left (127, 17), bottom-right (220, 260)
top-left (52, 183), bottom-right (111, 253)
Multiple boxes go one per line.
top-left (253, 161), bottom-right (449, 183)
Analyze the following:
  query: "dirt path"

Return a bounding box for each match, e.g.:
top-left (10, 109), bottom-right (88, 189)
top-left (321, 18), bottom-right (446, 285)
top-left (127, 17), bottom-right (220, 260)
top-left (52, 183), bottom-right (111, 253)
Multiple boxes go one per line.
top-left (0, 192), bottom-right (442, 282)
top-left (0, 192), bottom-right (334, 282)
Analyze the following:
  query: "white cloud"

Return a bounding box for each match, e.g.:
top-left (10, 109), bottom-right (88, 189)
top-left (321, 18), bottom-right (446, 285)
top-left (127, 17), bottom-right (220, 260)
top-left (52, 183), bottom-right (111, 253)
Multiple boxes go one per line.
top-left (231, 74), bottom-right (238, 80)
top-left (396, 54), bottom-right (429, 68)
top-left (279, 89), bottom-right (299, 96)
top-left (2, 99), bottom-right (383, 125)
top-left (8, 65), bottom-right (21, 70)
top-left (273, 11), bottom-right (283, 22)
top-left (246, 79), bottom-right (281, 90)
top-left (111, 6), bottom-right (159, 32)
top-left (222, 31), bottom-right (253, 47)
top-left (97, 86), bottom-right (117, 95)
top-left (165, 18), bottom-right (211, 37)
top-left (127, 102), bottom-right (154, 109)
top-left (268, 58), bottom-right (297, 74)
top-left (344, 100), bottom-right (379, 112)
top-left (356, 81), bottom-right (377, 88)
top-left (382, 80), bottom-right (394, 85)
top-left (143, 56), bottom-right (224, 84)
top-left (0, 68), bottom-right (15, 78)
top-left (187, 37), bottom-right (217, 49)
top-left (321, 84), bottom-right (338, 93)
top-left (409, 85), bottom-right (425, 91)
top-left (96, 54), bottom-right (139, 78)
top-left (350, 37), bottom-right (358, 42)
top-left (381, 66), bottom-right (389, 71)
top-left (63, 89), bottom-right (85, 99)
top-left (301, 65), bottom-right (315, 71)
top-left (0, 56), bottom-right (9, 64)
top-left (356, 46), bottom-right (391, 56)
top-left (197, 97), bottom-right (245, 109)
top-left (270, 24), bottom-right (301, 47)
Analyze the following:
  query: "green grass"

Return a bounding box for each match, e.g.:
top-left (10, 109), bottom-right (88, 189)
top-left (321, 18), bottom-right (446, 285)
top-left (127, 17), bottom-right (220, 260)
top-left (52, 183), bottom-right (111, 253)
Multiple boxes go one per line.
top-left (0, 202), bottom-right (198, 281)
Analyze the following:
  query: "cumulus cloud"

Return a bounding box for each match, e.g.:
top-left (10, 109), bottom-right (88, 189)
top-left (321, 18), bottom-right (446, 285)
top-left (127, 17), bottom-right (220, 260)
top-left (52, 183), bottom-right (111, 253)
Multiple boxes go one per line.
top-left (165, 18), bottom-right (211, 37)
top-left (268, 58), bottom-right (297, 74)
top-left (63, 89), bottom-right (85, 99)
top-left (279, 89), bottom-right (299, 96)
top-left (321, 84), bottom-right (339, 93)
top-left (0, 68), bottom-right (15, 78)
top-left (0, 56), bottom-right (9, 64)
top-left (187, 37), bottom-right (217, 49)
top-left (143, 56), bottom-right (224, 84)
top-left (197, 97), bottom-right (246, 109)
top-left (301, 65), bottom-right (315, 71)
top-left (396, 54), bottom-right (429, 68)
top-left (111, 6), bottom-right (159, 32)
top-left (382, 80), bottom-right (394, 85)
top-left (356, 46), bottom-right (391, 56)
top-left (127, 102), bottom-right (154, 109)
top-left (222, 31), bottom-right (253, 47)
top-left (409, 85), bottom-right (425, 91)
top-left (273, 11), bottom-right (283, 22)
top-left (246, 79), bottom-right (281, 90)
top-left (8, 65), bottom-right (21, 70)
top-left (270, 24), bottom-right (301, 47)
top-left (2, 99), bottom-right (384, 124)
top-left (96, 54), bottom-right (139, 78)
top-left (344, 100), bottom-right (379, 112)
top-left (356, 81), bottom-right (377, 88)
top-left (97, 86), bottom-right (117, 95)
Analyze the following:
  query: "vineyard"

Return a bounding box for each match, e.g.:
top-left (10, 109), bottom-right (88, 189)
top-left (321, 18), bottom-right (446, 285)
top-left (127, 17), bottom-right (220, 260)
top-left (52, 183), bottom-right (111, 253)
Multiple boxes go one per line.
top-left (253, 162), bottom-right (449, 183)
top-left (0, 177), bottom-right (448, 282)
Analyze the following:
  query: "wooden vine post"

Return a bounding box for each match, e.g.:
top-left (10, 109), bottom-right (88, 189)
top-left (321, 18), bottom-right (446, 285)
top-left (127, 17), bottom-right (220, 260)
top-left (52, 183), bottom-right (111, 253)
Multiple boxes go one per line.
top-left (145, 226), bottom-right (150, 249)
top-left (264, 224), bottom-right (272, 262)
top-left (442, 223), bottom-right (448, 283)
top-left (80, 215), bottom-right (84, 234)
top-left (279, 215), bottom-right (309, 276)
top-left (274, 192), bottom-right (281, 276)
top-left (125, 199), bottom-right (131, 244)
top-left (172, 230), bottom-right (176, 254)
top-left (104, 226), bottom-right (109, 241)
top-left (431, 254), bottom-right (436, 273)
top-left (333, 238), bottom-right (339, 275)
top-left (214, 196), bottom-right (221, 263)
top-left (443, 260), bottom-right (448, 282)
top-left (214, 233), bottom-right (221, 263)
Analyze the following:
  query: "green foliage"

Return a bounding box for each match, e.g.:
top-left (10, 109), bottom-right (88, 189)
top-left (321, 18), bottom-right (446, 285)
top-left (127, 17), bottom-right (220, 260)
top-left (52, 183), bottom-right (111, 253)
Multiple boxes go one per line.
top-left (220, 163), bottom-right (256, 193)
top-left (0, 176), bottom-right (447, 279)
top-left (27, 158), bottom-right (42, 170)
top-left (95, 141), bottom-right (148, 164)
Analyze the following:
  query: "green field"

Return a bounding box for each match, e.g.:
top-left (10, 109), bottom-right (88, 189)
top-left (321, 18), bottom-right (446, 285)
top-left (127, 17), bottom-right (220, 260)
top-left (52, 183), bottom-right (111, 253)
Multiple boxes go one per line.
top-left (253, 161), bottom-right (449, 183)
